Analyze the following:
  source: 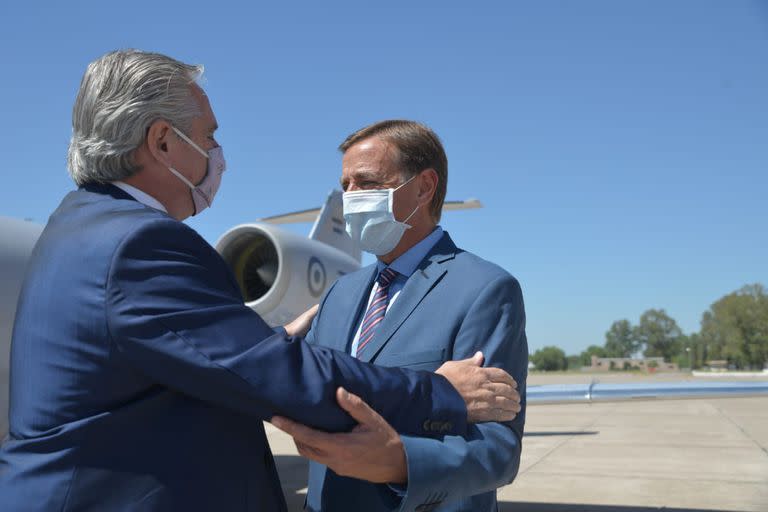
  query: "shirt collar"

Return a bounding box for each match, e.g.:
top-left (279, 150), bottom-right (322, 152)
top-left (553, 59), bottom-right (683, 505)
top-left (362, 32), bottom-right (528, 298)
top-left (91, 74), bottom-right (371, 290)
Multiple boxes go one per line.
top-left (377, 226), bottom-right (444, 277)
top-left (111, 181), bottom-right (167, 213)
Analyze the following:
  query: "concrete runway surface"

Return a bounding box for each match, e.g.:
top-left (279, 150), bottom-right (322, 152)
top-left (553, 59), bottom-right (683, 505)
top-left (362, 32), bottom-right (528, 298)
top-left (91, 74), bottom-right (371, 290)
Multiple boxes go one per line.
top-left (268, 372), bottom-right (768, 512)
top-left (1, 371), bottom-right (764, 510)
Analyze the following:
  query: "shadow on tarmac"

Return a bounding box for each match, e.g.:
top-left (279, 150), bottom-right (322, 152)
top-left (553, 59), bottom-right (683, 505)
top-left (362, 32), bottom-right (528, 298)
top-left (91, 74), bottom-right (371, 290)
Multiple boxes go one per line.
top-left (275, 455), bottom-right (309, 511)
top-left (499, 504), bottom-right (739, 512)
top-left (276, 454), bottom-right (740, 512)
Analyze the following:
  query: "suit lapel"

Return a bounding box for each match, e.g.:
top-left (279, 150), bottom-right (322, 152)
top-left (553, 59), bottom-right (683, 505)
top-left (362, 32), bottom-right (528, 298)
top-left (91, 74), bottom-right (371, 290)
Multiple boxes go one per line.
top-left (358, 233), bottom-right (458, 363)
top-left (334, 265), bottom-right (378, 353)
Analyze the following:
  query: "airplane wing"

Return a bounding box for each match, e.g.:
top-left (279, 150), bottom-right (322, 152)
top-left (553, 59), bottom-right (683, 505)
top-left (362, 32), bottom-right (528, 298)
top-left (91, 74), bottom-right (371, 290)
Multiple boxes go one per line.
top-left (441, 199), bottom-right (483, 211)
top-left (259, 196), bottom-right (483, 224)
top-left (260, 208), bottom-right (322, 225)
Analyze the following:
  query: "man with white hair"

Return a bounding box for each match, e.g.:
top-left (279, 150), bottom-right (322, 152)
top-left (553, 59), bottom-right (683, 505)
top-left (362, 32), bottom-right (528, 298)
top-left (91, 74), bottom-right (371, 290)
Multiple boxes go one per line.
top-left (0, 50), bottom-right (520, 511)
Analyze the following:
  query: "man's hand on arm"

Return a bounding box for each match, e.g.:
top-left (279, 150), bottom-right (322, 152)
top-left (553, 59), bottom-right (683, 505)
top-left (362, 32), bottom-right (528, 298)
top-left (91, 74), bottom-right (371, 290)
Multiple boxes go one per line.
top-left (283, 304), bottom-right (319, 337)
top-left (270, 353), bottom-right (522, 486)
top-left (272, 387), bottom-right (407, 484)
top-left (436, 351), bottom-right (521, 423)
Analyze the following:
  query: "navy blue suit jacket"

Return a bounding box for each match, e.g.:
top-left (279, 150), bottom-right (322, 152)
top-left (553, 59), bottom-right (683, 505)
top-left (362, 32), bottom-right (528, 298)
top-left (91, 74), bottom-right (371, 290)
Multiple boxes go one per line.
top-left (0, 184), bottom-right (466, 511)
top-left (305, 233), bottom-right (528, 511)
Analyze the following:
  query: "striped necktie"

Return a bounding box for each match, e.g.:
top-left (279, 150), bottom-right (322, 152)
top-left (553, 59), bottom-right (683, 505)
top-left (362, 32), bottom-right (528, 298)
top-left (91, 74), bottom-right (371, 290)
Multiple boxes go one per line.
top-left (356, 267), bottom-right (399, 358)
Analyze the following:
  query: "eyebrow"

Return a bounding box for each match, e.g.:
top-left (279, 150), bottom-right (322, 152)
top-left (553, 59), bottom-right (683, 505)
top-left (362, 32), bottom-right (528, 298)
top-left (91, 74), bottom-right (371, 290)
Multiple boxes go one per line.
top-left (340, 170), bottom-right (383, 187)
top-left (354, 170), bottom-right (382, 182)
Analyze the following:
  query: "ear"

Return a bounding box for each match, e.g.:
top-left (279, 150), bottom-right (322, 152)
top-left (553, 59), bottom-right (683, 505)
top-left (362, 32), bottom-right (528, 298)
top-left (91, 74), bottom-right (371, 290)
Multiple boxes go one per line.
top-left (146, 119), bottom-right (174, 166)
top-left (417, 169), bottom-right (438, 207)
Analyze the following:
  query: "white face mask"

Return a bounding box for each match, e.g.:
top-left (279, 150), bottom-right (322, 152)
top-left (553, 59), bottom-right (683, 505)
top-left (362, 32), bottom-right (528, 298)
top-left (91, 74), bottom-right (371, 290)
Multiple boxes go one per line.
top-left (167, 126), bottom-right (226, 216)
top-left (342, 176), bottom-right (420, 256)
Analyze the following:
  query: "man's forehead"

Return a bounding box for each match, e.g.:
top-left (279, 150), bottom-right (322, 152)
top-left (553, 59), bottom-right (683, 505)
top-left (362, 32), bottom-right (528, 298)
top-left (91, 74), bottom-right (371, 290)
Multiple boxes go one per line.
top-left (344, 139), bottom-right (399, 169)
top-left (347, 136), bottom-right (392, 156)
top-left (190, 84), bottom-right (217, 130)
top-left (190, 83), bottom-right (208, 99)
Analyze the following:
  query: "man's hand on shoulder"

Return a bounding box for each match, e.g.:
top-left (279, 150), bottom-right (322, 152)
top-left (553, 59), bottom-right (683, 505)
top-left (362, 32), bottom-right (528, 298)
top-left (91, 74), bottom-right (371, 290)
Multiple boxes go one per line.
top-left (436, 351), bottom-right (521, 423)
top-left (272, 387), bottom-right (407, 484)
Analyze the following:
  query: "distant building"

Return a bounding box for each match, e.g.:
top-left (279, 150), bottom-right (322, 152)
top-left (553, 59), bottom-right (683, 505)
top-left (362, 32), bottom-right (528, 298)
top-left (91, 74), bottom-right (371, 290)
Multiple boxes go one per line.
top-left (589, 356), bottom-right (678, 372)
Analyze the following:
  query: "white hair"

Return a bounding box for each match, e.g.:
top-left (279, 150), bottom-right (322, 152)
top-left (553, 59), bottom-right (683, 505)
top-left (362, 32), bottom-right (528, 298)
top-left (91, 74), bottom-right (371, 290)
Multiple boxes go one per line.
top-left (67, 50), bottom-right (204, 186)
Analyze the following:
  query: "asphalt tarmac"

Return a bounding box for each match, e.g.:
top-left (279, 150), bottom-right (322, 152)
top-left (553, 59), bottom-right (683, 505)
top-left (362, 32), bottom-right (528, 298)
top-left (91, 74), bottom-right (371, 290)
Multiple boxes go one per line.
top-left (1, 371), bottom-right (764, 510)
top-left (268, 372), bottom-right (768, 512)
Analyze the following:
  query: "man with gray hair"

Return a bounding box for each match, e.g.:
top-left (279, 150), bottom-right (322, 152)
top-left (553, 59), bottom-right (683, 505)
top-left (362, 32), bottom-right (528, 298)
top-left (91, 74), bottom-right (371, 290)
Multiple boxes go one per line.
top-left (0, 50), bottom-right (520, 511)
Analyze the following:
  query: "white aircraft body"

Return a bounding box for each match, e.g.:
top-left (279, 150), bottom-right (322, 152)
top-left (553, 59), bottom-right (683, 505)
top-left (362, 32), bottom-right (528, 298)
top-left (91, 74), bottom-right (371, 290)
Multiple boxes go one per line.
top-left (1, 191), bottom-right (766, 436)
top-left (0, 216), bottom-right (44, 435)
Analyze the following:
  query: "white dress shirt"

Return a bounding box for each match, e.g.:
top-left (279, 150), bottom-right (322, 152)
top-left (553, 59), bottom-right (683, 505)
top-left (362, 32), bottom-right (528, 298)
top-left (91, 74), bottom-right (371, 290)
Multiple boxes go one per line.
top-left (112, 181), bottom-right (168, 213)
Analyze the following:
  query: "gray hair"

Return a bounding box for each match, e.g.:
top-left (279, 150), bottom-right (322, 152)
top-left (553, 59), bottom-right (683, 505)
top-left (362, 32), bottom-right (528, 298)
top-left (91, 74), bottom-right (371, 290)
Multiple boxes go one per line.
top-left (67, 50), bottom-right (204, 186)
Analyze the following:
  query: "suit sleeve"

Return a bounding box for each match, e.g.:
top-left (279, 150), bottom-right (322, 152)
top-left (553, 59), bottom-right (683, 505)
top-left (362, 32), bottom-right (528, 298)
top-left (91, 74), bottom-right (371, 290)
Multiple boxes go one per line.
top-left (104, 219), bottom-right (466, 437)
top-left (395, 273), bottom-right (528, 511)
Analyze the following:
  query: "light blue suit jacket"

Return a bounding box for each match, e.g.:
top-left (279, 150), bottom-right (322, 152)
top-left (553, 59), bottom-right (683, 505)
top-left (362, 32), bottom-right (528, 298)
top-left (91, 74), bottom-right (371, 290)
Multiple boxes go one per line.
top-left (305, 232), bottom-right (528, 512)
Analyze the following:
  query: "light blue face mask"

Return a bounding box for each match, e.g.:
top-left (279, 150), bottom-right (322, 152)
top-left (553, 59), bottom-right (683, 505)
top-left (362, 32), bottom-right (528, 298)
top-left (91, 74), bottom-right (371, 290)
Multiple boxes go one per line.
top-left (342, 176), bottom-right (420, 256)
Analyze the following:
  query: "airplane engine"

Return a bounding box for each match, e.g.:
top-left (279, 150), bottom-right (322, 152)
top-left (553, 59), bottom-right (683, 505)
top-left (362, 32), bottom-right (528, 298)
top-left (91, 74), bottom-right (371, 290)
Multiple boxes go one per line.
top-left (216, 223), bottom-right (361, 327)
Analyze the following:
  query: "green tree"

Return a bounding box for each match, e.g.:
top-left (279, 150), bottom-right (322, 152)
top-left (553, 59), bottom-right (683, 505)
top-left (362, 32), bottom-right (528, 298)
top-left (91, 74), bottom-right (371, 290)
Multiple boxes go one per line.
top-left (700, 284), bottom-right (768, 369)
top-left (604, 319), bottom-right (639, 357)
top-left (673, 333), bottom-right (707, 369)
top-left (579, 345), bottom-right (607, 366)
top-left (681, 333), bottom-right (705, 369)
top-left (636, 309), bottom-right (683, 362)
top-left (531, 346), bottom-right (567, 371)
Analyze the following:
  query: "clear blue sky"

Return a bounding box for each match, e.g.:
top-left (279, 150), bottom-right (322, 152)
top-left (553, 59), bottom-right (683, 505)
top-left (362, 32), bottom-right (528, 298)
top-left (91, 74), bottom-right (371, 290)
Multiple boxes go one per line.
top-left (2, 1), bottom-right (766, 356)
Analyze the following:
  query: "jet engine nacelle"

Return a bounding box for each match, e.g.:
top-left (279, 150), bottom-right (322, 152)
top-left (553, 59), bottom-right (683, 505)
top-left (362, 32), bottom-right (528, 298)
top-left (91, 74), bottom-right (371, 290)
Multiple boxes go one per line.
top-left (216, 223), bottom-right (361, 327)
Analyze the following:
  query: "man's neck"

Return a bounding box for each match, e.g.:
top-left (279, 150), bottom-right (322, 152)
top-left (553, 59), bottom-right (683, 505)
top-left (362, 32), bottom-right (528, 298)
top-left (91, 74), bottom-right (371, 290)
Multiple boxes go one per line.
top-left (121, 172), bottom-right (191, 220)
top-left (112, 181), bottom-right (167, 213)
top-left (378, 223), bottom-right (437, 265)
